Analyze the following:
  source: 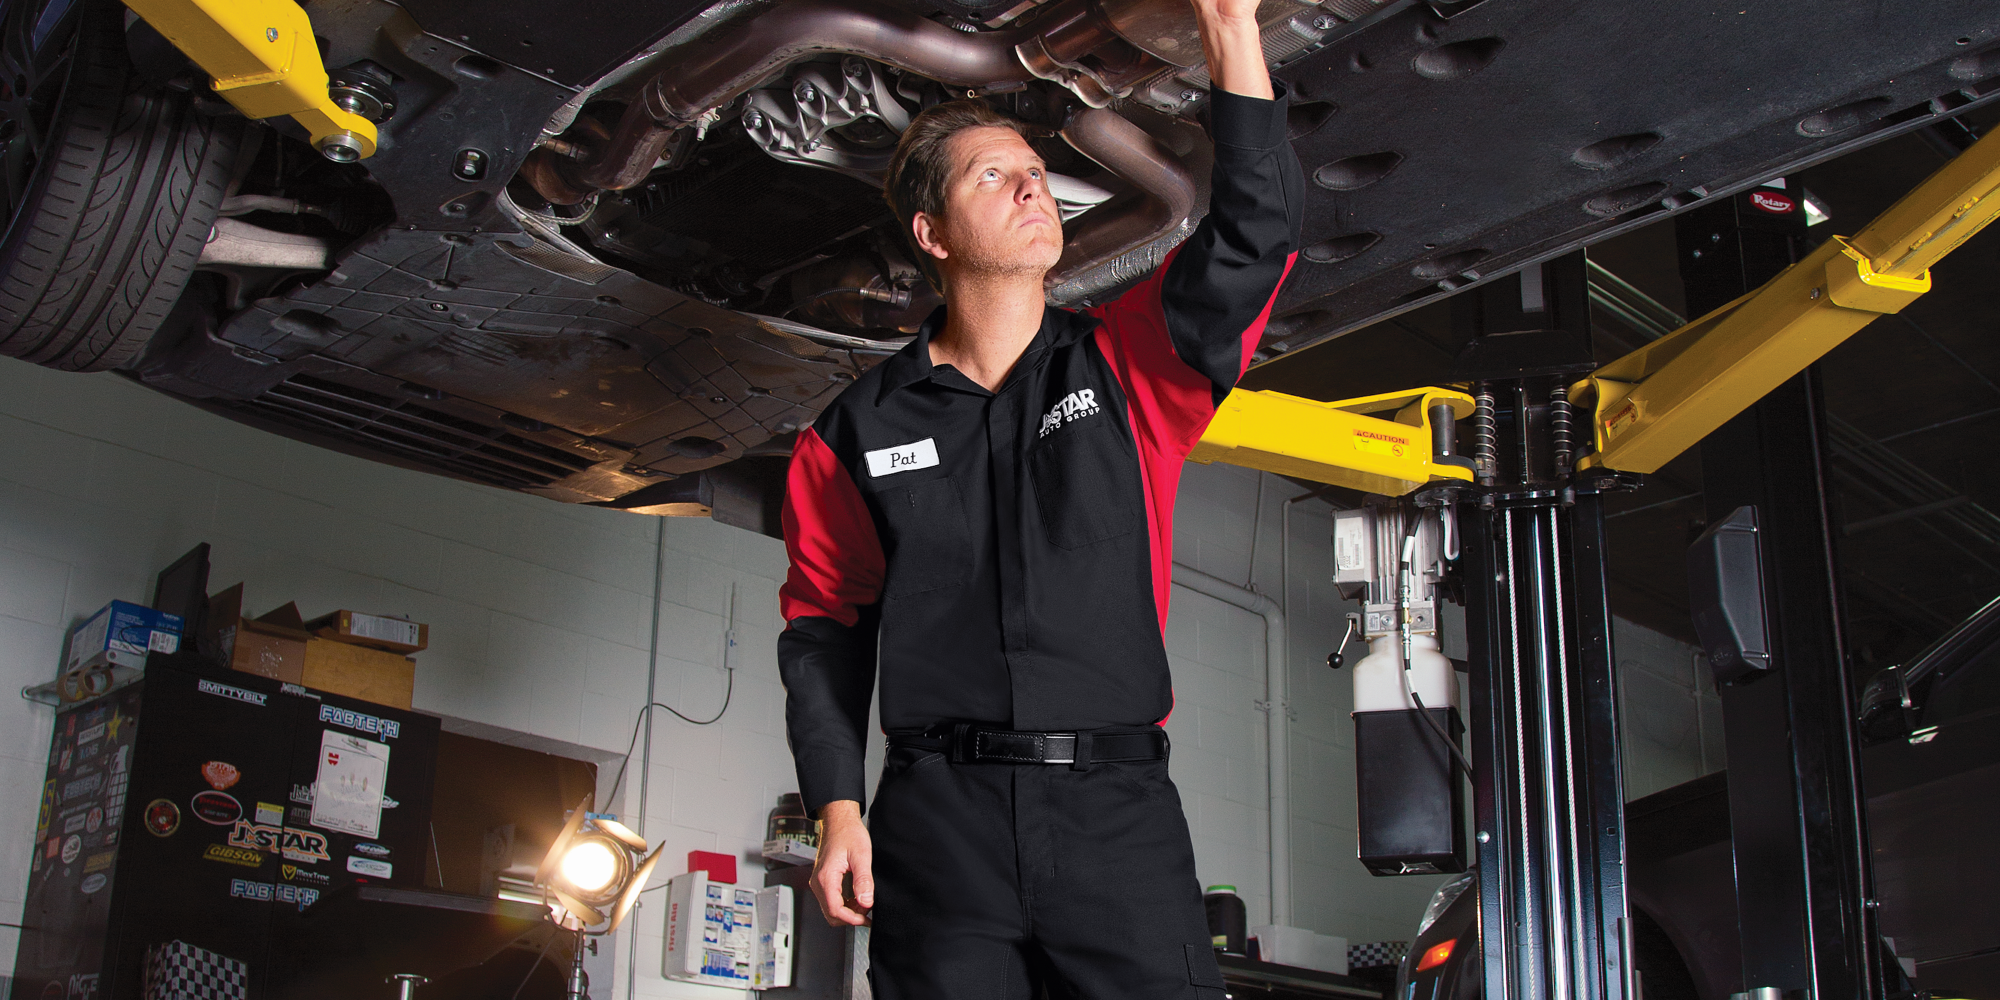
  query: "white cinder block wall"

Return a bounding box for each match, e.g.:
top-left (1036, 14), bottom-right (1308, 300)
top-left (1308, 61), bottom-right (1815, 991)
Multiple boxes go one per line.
top-left (0, 360), bottom-right (1717, 995)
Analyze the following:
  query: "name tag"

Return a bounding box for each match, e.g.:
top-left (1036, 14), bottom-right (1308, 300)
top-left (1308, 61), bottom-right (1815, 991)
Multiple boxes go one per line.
top-left (865, 438), bottom-right (939, 477)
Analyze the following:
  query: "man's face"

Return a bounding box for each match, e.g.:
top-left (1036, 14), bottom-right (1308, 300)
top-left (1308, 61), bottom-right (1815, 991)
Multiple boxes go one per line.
top-left (916, 126), bottom-right (1064, 280)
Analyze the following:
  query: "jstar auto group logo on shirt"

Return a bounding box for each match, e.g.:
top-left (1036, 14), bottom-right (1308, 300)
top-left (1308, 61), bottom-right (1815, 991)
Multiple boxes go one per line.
top-left (227, 820), bottom-right (331, 863)
top-left (1038, 388), bottom-right (1100, 439)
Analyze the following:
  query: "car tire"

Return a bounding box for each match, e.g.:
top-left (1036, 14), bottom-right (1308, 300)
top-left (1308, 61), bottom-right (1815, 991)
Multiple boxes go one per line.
top-left (0, 0), bottom-right (239, 372)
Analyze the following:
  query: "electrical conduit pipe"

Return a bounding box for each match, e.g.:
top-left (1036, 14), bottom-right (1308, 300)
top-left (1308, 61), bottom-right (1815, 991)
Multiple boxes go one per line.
top-left (1169, 562), bottom-right (1291, 927)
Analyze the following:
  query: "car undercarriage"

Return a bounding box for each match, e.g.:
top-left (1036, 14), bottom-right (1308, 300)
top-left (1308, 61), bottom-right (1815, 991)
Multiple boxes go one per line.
top-left (3, 0), bottom-right (1997, 531)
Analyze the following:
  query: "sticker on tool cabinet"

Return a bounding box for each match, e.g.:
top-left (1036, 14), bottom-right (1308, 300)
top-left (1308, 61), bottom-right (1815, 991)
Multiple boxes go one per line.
top-left (202, 761), bottom-right (241, 790)
top-left (311, 730), bottom-right (390, 839)
top-left (197, 679), bottom-right (267, 707)
top-left (281, 864), bottom-right (330, 886)
top-left (229, 878), bottom-right (320, 911)
top-left (80, 873), bottom-right (107, 895)
top-left (191, 791), bottom-right (242, 826)
top-left (346, 856), bottom-right (392, 878)
top-left (205, 844), bottom-right (264, 868)
top-left (227, 820), bottom-right (331, 863)
top-left (317, 704), bottom-right (400, 739)
top-left (144, 799), bottom-right (180, 837)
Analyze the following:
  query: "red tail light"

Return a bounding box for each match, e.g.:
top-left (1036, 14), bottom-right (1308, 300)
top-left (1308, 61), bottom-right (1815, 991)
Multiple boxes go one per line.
top-left (1416, 940), bottom-right (1455, 972)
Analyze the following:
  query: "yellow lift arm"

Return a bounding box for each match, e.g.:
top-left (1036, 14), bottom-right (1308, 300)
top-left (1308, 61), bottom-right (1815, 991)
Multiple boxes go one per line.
top-left (121, 0), bottom-right (377, 160)
top-left (1572, 123), bottom-right (2000, 473)
top-left (1198, 120), bottom-right (2000, 489)
top-left (1189, 387), bottom-right (1476, 496)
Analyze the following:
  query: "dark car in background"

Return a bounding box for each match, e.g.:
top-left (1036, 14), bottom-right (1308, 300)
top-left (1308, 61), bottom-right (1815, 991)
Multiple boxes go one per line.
top-left (1401, 597), bottom-right (2000, 1000)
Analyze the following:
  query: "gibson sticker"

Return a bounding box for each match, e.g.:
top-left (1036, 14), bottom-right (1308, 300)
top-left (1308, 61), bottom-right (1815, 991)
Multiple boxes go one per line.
top-left (204, 844), bottom-right (264, 868)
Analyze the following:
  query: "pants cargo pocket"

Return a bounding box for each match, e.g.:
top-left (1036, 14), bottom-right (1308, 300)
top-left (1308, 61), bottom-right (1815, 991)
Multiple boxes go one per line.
top-left (1185, 943), bottom-right (1227, 989)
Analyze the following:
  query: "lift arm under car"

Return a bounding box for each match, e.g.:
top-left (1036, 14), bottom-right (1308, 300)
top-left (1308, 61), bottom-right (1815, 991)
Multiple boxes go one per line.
top-left (121, 0), bottom-right (378, 159)
top-left (1198, 120), bottom-right (2000, 489)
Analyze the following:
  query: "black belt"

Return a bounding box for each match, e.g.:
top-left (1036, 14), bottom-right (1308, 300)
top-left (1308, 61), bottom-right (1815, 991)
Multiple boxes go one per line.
top-left (888, 723), bottom-right (1169, 770)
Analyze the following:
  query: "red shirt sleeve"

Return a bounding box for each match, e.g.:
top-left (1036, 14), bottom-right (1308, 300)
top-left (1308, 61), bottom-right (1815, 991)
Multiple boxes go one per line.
top-left (779, 427), bottom-right (884, 626)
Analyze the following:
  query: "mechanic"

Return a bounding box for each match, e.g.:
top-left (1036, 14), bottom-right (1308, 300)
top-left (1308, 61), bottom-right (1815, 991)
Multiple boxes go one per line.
top-left (774, 0), bottom-right (1302, 990)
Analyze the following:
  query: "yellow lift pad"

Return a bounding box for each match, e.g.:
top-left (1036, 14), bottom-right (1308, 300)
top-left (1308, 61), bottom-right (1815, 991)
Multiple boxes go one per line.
top-left (1191, 387), bottom-right (1476, 496)
top-left (123, 0), bottom-right (377, 159)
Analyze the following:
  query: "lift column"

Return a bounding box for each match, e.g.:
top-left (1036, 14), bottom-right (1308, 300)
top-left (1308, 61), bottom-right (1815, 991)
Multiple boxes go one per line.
top-left (1445, 253), bottom-right (1636, 1000)
top-left (1676, 191), bottom-right (1880, 1000)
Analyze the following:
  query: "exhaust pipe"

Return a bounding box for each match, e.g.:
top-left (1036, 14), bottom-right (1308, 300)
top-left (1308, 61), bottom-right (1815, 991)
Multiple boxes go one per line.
top-left (572, 0), bottom-right (1043, 190)
top-left (1050, 107), bottom-right (1196, 289)
top-left (529, 0), bottom-right (1194, 294)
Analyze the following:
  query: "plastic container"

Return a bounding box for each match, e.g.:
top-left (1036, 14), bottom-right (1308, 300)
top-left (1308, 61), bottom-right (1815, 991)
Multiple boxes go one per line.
top-left (766, 793), bottom-right (815, 844)
top-left (1204, 885), bottom-right (1247, 955)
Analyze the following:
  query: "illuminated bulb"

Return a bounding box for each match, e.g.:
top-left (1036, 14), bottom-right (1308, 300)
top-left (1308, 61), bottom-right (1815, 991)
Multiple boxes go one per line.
top-left (560, 839), bottom-right (618, 893)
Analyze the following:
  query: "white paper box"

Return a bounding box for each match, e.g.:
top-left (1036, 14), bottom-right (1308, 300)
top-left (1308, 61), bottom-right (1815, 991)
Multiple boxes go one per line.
top-left (663, 871), bottom-right (757, 987)
top-left (752, 885), bottom-right (794, 989)
top-left (1252, 924), bottom-right (1349, 975)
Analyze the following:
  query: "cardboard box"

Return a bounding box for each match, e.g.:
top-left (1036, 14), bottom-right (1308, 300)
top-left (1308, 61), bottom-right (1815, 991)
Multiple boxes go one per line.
top-left (305, 610), bottom-right (428, 654)
top-left (302, 637), bottom-right (415, 710)
top-left (66, 600), bottom-right (183, 674)
top-left (210, 586), bottom-right (311, 684)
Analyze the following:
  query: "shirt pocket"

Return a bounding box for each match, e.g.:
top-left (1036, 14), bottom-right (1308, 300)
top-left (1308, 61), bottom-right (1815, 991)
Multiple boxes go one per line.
top-left (879, 475), bottom-right (974, 597)
top-left (1029, 420), bottom-right (1140, 550)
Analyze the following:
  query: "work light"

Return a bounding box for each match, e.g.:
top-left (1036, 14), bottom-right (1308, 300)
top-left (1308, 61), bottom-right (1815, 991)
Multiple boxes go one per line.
top-left (534, 793), bottom-right (662, 933)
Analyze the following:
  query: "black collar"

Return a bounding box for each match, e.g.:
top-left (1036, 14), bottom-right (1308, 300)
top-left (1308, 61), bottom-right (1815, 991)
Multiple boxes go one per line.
top-left (875, 304), bottom-right (1102, 403)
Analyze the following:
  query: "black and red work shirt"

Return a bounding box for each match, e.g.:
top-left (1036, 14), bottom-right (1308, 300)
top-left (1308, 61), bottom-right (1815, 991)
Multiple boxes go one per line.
top-left (777, 85), bottom-right (1305, 815)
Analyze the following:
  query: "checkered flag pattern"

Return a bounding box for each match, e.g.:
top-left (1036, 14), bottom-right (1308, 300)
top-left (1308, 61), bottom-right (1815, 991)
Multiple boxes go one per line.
top-left (1347, 941), bottom-right (1409, 971)
top-left (144, 940), bottom-right (249, 1000)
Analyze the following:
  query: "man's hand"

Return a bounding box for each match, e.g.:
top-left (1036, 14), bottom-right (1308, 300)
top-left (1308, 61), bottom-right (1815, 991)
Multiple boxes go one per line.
top-left (1189, 0), bottom-right (1274, 100)
top-left (811, 800), bottom-right (874, 927)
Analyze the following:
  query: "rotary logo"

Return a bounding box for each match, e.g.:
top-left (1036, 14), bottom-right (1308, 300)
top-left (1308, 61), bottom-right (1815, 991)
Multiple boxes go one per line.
top-left (1748, 190), bottom-right (1794, 215)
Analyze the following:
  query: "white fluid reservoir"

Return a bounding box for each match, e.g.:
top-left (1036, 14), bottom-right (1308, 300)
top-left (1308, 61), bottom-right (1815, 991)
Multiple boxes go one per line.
top-left (1351, 634), bottom-right (1456, 714)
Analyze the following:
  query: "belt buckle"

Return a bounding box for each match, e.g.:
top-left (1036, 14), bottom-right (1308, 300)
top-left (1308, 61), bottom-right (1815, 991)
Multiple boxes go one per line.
top-left (1041, 733), bottom-right (1076, 765)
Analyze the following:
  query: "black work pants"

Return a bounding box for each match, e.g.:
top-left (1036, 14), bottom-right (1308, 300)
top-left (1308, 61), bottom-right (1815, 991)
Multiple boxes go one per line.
top-left (865, 738), bottom-right (1229, 999)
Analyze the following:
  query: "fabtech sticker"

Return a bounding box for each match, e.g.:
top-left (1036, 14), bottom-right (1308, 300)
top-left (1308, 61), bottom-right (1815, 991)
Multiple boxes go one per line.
top-left (318, 704), bottom-right (400, 739)
top-left (226, 821), bottom-right (331, 863)
top-left (229, 878), bottom-right (320, 912)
